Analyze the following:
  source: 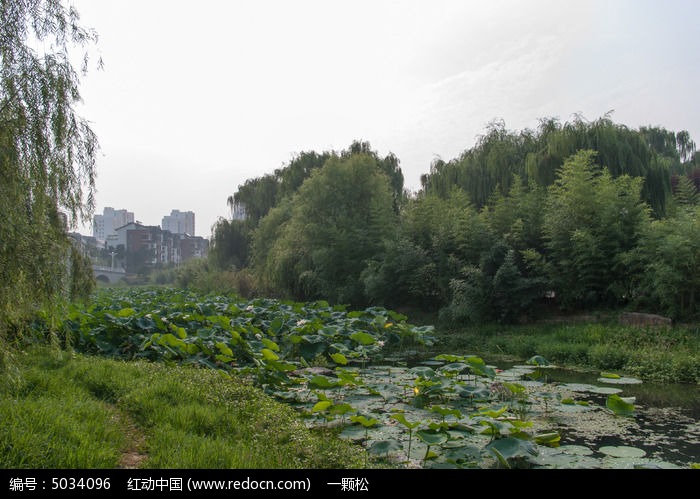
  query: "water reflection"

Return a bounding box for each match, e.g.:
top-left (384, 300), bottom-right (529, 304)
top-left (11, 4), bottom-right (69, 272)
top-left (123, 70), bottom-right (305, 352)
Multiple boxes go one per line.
top-left (525, 366), bottom-right (700, 418)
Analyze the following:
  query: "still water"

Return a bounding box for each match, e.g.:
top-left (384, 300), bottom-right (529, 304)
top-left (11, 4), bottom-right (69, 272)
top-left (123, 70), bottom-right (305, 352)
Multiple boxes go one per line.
top-left (507, 363), bottom-right (700, 466)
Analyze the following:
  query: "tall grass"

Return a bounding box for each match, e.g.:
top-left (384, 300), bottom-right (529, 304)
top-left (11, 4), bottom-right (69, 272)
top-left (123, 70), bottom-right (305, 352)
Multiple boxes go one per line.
top-left (438, 322), bottom-right (700, 383)
top-left (0, 347), bottom-right (363, 468)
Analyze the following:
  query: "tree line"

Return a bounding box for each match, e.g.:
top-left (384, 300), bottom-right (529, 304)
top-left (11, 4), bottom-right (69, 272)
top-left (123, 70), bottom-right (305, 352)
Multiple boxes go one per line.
top-left (2, 1), bottom-right (699, 347)
top-left (210, 117), bottom-right (700, 322)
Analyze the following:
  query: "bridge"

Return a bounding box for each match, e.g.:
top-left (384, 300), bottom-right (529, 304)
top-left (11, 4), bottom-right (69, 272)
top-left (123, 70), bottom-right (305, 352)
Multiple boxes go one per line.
top-left (92, 265), bottom-right (127, 284)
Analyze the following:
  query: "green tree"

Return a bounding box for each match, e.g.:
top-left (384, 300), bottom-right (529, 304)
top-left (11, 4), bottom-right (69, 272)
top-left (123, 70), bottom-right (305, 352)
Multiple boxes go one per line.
top-left (483, 175), bottom-right (546, 253)
top-left (209, 218), bottom-right (249, 269)
top-left (228, 174), bottom-right (279, 226)
top-left (342, 141), bottom-right (405, 212)
top-left (672, 175), bottom-right (699, 207)
top-left (1, 0), bottom-right (98, 335)
top-left (443, 239), bottom-right (548, 325)
top-left (421, 115), bottom-right (679, 216)
top-left (216, 143), bottom-right (398, 278)
top-left (543, 150), bottom-right (649, 309)
top-left (367, 189), bottom-right (495, 313)
top-left (274, 150), bottom-right (331, 202)
top-left (635, 205), bottom-right (700, 319)
top-left (676, 130), bottom-right (696, 163)
top-left (259, 152), bottom-right (397, 305)
top-left (362, 236), bottom-right (438, 309)
top-left (250, 197), bottom-right (294, 295)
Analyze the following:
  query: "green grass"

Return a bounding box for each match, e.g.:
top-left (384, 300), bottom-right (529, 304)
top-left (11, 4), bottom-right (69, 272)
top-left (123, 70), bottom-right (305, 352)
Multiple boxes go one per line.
top-left (0, 346), bottom-right (364, 468)
top-left (436, 322), bottom-right (700, 383)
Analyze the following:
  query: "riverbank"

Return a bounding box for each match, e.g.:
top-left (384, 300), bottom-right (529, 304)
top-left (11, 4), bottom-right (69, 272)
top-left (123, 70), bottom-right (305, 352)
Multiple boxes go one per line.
top-left (434, 321), bottom-right (700, 384)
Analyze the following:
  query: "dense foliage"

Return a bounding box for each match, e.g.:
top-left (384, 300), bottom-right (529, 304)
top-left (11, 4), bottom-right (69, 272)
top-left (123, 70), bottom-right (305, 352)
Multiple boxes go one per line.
top-left (27, 287), bottom-right (697, 469)
top-left (0, 0), bottom-right (98, 340)
top-left (211, 117), bottom-right (699, 321)
top-left (48, 287), bottom-right (434, 382)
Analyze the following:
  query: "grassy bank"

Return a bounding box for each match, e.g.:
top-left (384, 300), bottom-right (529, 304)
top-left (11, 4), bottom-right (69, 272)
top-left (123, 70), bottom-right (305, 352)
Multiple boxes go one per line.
top-left (0, 346), bottom-right (364, 468)
top-left (436, 322), bottom-right (700, 384)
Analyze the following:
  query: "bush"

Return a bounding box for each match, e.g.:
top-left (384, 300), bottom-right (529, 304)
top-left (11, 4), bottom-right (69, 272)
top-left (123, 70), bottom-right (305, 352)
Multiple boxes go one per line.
top-left (168, 259), bottom-right (262, 298)
top-left (485, 335), bottom-right (539, 359)
top-left (588, 344), bottom-right (629, 370)
top-left (537, 342), bottom-right (589, 365)
top-left (625, 349), bottom-right (700, 383)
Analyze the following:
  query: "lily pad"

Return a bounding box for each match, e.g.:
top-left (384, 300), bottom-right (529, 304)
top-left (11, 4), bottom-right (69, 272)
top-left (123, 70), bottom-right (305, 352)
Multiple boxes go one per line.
top-left (311, 400), bottom-right (332, 412)
top-left (329, 403), bottom-right (354, 417)
top-left (339, 425), bottom-right (367, 441)
top-left (557, 403), bottom-right (593, 413)
top-left (599, 445), bottom-right (647, 458)
top-left (602, 457), bottom-right (681, 469)
top-left (534, 432), bottom-right (561, 446)
top-left (442, 445), bottom-right (482, 464)
top-left (558, 445), bottom-right (594, 456)
top-left (419, 360), bottom-right (445, 367)
top-left (518, 380), bottom-right (544, 389)
top-left (416, 430), bottom-right (449, 446)
top-left (350, 331), bottom-right (376, 345)
top-left (487, 437), bottom-right (538, 462)
top-left (587, 386), bottom-right (623, 395)
top-left (350, 415), bottom-right (379, 427)
top-left (330, 352), bottom-right (348, 365)
top-left (387, 413), bottom-right (413, 428)
top-left (438, 362), bottom-right (468, 375)
top-left (632, 461), bottom-right (681, 470)
top-left (560, 382), bottom-right (622, 395)
top-left (443, 439), bottom-right (469, 449)
top-left (308, 375), bottom-right (340, 389)
top-left (511, 365), bottom-right (538, 371)
top-left (409, 366), bottom-right (437, 378)
top-left (454, 384), bottom-right (491, 400)
top-left (368, 439), bottom-right (402, 456)
top-left (561, 383), bottom-right (600, 393)
top-left (597, 376), bottom-right (643, 385)
top-left (533, 452), bottom-right (601, 469)
top-left (606, 394), bottom-right (635, 416)
top-left (526, 355), bottom-right (550, 366)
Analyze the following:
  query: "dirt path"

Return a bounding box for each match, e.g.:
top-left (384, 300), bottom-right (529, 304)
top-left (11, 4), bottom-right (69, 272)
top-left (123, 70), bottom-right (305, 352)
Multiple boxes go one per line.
top-left (109, 408), bottom-right (148, 469)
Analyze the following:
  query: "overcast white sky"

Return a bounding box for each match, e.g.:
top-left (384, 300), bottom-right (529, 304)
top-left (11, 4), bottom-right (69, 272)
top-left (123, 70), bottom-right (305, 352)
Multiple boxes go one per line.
top-left (71, 0), bottom-right (699, 238)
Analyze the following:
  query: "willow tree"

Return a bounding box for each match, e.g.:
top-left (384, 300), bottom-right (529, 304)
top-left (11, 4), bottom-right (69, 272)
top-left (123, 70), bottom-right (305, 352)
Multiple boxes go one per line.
top-left (1, 0), bottom-right (99, 333)
top-left (421, 116), bottom-right (681, 216)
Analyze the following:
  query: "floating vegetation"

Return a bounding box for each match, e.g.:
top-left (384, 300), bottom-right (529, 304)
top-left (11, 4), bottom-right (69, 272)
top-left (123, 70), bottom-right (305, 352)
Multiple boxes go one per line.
top-left (606, 394), bottom-right (636, 417)
top-left (526, 355), bottom-right (551, 367)
top-left (561, 383), bottom-right (623, 395)
top-left (39, 288), bottom-right (699, 470)
top-left (599, 445), bottom-right (646, 458)
top-left (597, 376), bottom-right (644, 385)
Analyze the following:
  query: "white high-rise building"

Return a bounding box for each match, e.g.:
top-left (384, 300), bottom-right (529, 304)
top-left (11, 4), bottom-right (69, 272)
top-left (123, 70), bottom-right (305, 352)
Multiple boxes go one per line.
top-left (162, 209), bottom-right (195, 236)
top-left (93, 207), bottom-right (134, 243)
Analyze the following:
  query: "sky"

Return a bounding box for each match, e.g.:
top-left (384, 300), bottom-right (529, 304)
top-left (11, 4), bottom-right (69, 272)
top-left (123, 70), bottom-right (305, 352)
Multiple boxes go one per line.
top-left (70, 0), bottom-right (700, 238)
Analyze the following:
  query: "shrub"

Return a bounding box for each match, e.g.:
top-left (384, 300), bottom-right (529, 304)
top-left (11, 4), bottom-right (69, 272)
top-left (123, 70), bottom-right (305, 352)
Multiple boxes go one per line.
top-left (538, 342), bottom-right (589, 365)
top-left (588, 344), bottom-right (629, 370)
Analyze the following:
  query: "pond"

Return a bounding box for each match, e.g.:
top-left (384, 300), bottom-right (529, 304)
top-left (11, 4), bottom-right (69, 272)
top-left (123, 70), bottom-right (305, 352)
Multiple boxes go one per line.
top-left (293, 355), bottom-right (700, 469)
top-left (513, 364), bottom-right (700, 467)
